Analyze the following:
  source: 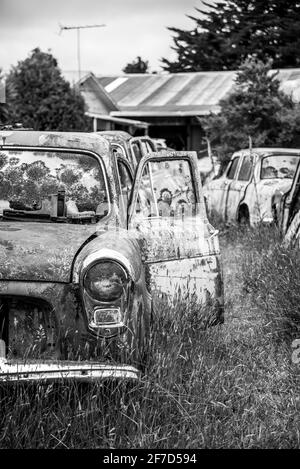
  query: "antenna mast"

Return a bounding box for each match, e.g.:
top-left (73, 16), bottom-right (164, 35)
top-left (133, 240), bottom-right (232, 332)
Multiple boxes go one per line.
top-left (59, 23), bottom-right (106, 82)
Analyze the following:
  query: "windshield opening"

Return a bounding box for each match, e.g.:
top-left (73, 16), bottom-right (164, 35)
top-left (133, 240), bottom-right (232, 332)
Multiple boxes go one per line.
top-left (0, 149), bottom-right (109, 223)
top-left (260, 154), bottom-right (300, 180)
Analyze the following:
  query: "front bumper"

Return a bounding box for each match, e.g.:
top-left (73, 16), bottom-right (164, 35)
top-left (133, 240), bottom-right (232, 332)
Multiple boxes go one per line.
top-left (0, 281), bottom-right (148, 373)
top-left (0, 359), bottom-right (139, 382)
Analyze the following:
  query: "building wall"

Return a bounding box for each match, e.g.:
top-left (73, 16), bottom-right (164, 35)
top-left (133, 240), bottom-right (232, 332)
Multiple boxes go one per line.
top-left (119, 115), bottom-right (204, 151)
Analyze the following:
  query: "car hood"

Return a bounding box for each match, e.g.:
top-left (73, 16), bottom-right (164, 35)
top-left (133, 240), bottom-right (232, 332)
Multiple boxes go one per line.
top-left (0, 221), bottom-right (99, 282)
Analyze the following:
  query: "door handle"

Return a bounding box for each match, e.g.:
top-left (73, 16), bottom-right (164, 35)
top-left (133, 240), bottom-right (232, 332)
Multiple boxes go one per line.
top-left (209, 228), bottom-right (219, 239)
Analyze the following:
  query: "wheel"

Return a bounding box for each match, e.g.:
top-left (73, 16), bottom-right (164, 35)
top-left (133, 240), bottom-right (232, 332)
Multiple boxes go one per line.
top-left (238, 206), bottom-right (250, 226)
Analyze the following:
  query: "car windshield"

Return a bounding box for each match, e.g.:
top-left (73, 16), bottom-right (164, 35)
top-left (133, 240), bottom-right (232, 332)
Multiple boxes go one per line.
top-left (260, 154), bottom-right (300, 180)
top-left (0, 149), bottom-right (109, 223)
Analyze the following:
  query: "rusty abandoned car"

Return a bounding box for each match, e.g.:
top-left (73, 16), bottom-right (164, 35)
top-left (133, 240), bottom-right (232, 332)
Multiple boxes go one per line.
top-left (0, 131), bottom-right (223, 382)
top-left (203, 148), bottom-right (300, 226)
top-left (97, 130), bottom-right (157, 168)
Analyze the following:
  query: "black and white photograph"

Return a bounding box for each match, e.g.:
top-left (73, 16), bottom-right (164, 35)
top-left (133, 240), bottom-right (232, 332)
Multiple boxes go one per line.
top-left (0, 0), bottom-right (300, 452)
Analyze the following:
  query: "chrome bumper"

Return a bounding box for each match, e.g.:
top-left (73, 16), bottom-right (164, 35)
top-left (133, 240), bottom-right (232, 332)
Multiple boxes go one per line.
top-left (0, 359), bottom-right (139, 382)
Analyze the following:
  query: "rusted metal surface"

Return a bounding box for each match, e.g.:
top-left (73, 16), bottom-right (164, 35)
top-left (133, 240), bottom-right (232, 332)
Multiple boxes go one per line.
top-left (204, 148), bottom-right (300, 226)
top-left (128, 151), bottom-right (223, 323)
top-left (97, 130), bottom-right (157, 168)
top-left (0, 222), bottom-right (97, 282)
top-left (0, 134), bottom-right (223, 382)
top-left (0, 280), bottom-right (148, 367)
top-left (97, 130), bottom-right (137, 167)
top-left (96, 130), bottom-right (132, 145)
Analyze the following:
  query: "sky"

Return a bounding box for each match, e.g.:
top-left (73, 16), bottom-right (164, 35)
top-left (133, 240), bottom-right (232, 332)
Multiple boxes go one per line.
top-left (0, 0), bottom-right (212, 82)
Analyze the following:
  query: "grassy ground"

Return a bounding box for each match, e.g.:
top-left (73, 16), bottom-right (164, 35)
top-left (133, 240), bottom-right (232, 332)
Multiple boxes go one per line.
top-left (0, 225), bottom-right (300, 448)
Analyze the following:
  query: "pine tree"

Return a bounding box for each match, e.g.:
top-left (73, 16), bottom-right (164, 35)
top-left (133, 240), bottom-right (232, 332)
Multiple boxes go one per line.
top-left (5, 48), bottom-right (89, 131)
top-left (162, 0), bottom-right (300, 72)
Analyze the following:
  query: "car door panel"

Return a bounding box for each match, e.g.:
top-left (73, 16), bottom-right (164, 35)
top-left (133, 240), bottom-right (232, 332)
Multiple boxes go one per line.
top-left (225, 153), bottom-right (253, 221)
top-left (206, 157), bottom-right (240, 220)
top-left (128, 151), bottom-right (223, 325)
top-left (225, 180), bottom-right (249, 221)
top-left (209, 178), bottom-right (230, 218)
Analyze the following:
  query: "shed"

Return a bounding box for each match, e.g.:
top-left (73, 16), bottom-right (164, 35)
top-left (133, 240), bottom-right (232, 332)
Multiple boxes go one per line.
top-left (79, 69), bottom-right (300, 150)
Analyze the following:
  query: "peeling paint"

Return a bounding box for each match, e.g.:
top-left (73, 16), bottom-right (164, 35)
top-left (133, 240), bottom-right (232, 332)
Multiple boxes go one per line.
top-left (204, 149), bottom-right (300, 226)
top-left (0, 135), bottom-right (223, 381)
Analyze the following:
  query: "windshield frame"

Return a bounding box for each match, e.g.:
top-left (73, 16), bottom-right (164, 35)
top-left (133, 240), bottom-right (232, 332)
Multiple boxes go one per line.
top-left (259, 153), bottom-right (300, 181)
top-left (0, 145), bottom-right (112, 222)
top-left (129, 155), bottom-right (206, 222)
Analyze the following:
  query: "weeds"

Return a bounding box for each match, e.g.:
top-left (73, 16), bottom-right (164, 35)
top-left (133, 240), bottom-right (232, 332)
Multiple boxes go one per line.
top-left (0, 224), bottom-right (300, 448)
top-left (239, 225), bottom-right (300, 342)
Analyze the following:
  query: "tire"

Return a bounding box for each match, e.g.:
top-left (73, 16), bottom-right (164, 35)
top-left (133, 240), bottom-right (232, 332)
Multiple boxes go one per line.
top-left (238, 206), bottom-right (250, 226)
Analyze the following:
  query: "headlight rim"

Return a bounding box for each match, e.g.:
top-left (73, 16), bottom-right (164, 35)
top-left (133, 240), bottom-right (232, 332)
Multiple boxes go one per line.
top-left (82, 258), bottom-right (129, 303)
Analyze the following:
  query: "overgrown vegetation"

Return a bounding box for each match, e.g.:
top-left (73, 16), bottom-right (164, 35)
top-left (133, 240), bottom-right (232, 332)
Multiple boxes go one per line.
top-left (240, 226), bottom-right (300, 342)
top-left (202, 56), bottom-right (300, 168)
top-left (3, 48), bottom-right (90, 131)
top-left (0, 225), bottom-right (300, 448)
top-left (122, 56), bottom-right (149, 74)
top-left (162, 0), bottom-right (300, 72)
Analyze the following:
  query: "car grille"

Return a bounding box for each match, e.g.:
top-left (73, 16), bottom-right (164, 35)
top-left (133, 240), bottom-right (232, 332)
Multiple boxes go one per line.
top-left (0, 297), bottom-right (58, 360)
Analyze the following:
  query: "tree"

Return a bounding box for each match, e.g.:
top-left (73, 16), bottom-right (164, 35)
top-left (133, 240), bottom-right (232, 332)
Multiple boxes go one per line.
top-left (201, 56), bottom-right (300, 168)
top-left (123, 56), bottom-right (149, 74)
top-left (0, 69), bottom-right (18, 126)
top-left (162, 0), bottom-right (300, 72)
top-left (5, 48), bottom-right (89, 131)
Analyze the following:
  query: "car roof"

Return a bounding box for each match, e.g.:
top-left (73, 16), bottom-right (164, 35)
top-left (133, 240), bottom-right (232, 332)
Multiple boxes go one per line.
top-left (233, 147), bottom-right (300, 157)
top-left (96, 131), bottom-right (132, 143)
top-left (0, 130), bottom-right (110, 152)
top-left (0, 130), bottom-right (116, 181)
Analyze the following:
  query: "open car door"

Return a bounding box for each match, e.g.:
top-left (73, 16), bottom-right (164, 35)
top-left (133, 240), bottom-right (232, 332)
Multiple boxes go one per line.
top-left (283, 161), bottom-right (300, 246)
top-left (128, 151), bottom-right (224, 326)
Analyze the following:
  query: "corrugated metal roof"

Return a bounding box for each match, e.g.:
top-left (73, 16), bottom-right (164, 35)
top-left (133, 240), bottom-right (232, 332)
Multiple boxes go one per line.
top-left (92, 69), bottom-right (300, 116)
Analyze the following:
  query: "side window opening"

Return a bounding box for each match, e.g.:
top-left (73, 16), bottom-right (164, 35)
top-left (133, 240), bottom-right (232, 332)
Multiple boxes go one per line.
top-left (131, 142), bottom-right (142, 164)
top-left (117, 160), bottom-right (133, 215)
top-left (227, 157), bottom-right (240, 180)
top-left (238, 155), bottom-right (252, 181)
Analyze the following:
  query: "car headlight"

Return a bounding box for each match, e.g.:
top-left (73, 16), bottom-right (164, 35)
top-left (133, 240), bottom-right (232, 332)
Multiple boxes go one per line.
top-left (83, 260), bottom-right (128, 302)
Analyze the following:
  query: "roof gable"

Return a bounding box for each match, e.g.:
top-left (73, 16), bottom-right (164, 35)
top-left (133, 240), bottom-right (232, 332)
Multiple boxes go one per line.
top-left (79, 73), bottom-right (119, 115)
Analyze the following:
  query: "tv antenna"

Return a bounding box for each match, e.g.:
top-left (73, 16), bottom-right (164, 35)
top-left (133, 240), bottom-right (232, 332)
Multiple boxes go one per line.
top-left (59, 23), bottom-right (106, 82)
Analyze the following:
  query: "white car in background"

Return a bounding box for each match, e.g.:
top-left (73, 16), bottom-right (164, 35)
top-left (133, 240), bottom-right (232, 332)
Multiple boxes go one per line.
top-left (203, 148), bottom-right (300, 226)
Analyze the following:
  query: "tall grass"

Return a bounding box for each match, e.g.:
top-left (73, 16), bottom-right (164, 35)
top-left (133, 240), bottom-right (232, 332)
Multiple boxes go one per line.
top-left (0, 225), bottom-right (300, 448)
top-left (240, 226), bottom-right (300, 343)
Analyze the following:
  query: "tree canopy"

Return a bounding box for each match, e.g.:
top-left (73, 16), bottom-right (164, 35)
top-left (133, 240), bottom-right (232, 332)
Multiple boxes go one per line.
top-left (5, 48), bottom-right (89, 131)
top-left (123, 56), bottom-right (149, 73)
top-left (0, 70), bottom-right (8, 125)
top-left (201, 56), bottom-right (300, 168)
top-left (162, 0), bottom-right (300, 72)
